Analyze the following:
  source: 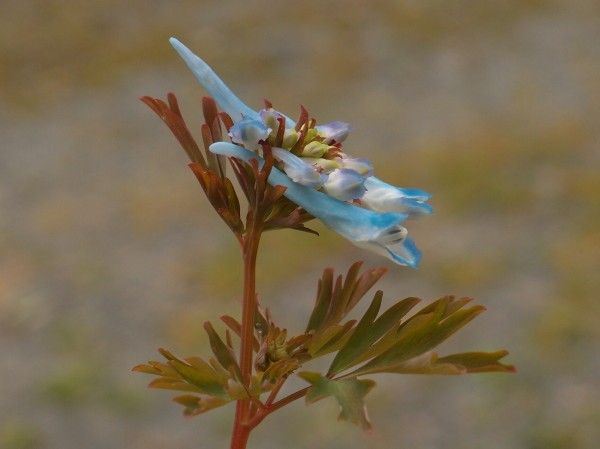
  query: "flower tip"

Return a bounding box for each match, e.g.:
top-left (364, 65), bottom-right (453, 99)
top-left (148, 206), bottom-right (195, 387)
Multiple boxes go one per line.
top-left (169, 37), bottom-right (197, 63)
top-left (388, 237), bottom-right (422, 268)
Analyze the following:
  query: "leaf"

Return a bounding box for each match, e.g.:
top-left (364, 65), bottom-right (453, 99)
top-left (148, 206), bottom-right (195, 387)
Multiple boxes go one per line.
top-left (328, 295), bottom-right (425, 375)
top-left (346, 266), bottom-right (387, 313)
top-left (306, 268), bottom-right (334, 332)
top-left (437, 350), bottom-right (515, 373)
top-left (203, 322), bottom-right (243, 381)
top-left (380, 352), bottom-right (466, 375)
top-left (173, 394), bottom-right (230, 416)
top-left (367, 350), bottom-right (515, 375)
top-left (263, 358), bottom-right (300, 383)
top-left (350, 298), bottom-right (487, 376)
top-left (299, 372), bottom-right (376, 431)
top-left (148, 378), bottom-right (203, 392)
top-left (328, 291), bottom-right (383, 375)
top-left (220, 315), bottom-right (259, 352)
top-left (308, 321), bottom-right (356, 357)
top-left (359, 297), bottom-right (422, 357)
top-left (306, 263), bottom-right (387, 334)
top-left (132, 363), bottom-right (164, 376)
top-left (158, 349), bottom-right (229, 398)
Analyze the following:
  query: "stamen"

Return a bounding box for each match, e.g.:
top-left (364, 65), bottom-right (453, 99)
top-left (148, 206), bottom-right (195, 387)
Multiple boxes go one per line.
top-left (295, 105), bottom-right (309, 131)
top-left (275, 116), bottom-right (286, 147)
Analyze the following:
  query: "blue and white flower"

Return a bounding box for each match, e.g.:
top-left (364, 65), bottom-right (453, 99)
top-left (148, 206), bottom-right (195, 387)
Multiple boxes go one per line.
top-left (322, 169), bottom-right (367, 201)
top-left (228, 118), bottom-right (271, 151)
top-left (169, 37), bottom-right (432, 267)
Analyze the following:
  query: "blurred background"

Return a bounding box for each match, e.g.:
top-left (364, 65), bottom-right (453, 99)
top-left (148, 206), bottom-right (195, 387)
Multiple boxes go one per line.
top-left (1, 1), bottom-right (599, 448)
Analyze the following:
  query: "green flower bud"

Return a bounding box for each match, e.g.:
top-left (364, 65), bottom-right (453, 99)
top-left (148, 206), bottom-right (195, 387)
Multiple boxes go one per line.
top-left (304, 128), bottom-right (319, 143)
top-left (302, 141), bottom-right (330, 158)
top-left (282, 129), bottom-right (299, 148)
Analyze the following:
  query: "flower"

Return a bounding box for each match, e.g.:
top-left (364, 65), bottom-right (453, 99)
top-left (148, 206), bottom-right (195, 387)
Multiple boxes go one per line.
top-left (272, 147), bottom-right (323, 189)
top-left (169, 37), bottom-right (431, 267)
top-left (316, 121), bottom-right (351, 144)
top-left (228, 118), bottom-right (271, 151)
top-left (322, 169), bottom-right (367, 201)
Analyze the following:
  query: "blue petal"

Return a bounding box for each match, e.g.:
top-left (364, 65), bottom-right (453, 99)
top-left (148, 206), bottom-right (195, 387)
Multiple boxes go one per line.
top-left (378, 237), bottom-right (422, 268)
top-left (322, 168), bottom-right (366, 201)
top-left (229, 118), bottom-right (271, 151)
top-left (316, 121), bottom-right (351, 143)
top-left (169, 37), bottom-right (259, 122)
top-left (169, 38), bottom-right (297, 127)
top-left (362, 176), bottom-right (432, 217)
top-left (210, 142), bottom-right (421, 267)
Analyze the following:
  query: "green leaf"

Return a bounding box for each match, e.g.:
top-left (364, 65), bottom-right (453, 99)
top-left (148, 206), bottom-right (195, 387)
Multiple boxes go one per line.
top-left (328, 291), bottom-right (383, 375)
top-left (158, 349), bottom-right (228, 398)
top-left (203, 322), bottom-right (242, 381)
top-left (437, 350), bottom-right (515, 373)
top-left (356, 297), bottom-right (422, 362)
top-left (173, 394), bottom-right (230, 416)
top-left (379, 352), bottom-right (466, 375)
top-left (221, 315), bottom-right (259, 352)
top-left (306, 263), bottom-right (387, 334)
top-left (299, 372), bottom-right (376, 431)
top-left (364, 350), bottom-right (515, 375)
top-left (263, 358), bottom-right (300, 382)
top-left (308, 321), bottom-right (355, 357)
top-left (306, 268), bottom-right (334, 332)
top-left (350, 298), bottom-right (486, 376)
top-left (148, 378), bottom-right (203, 392)
top-left (328, 295), bottom-right (422, 375)
top-left (345, 266), bottom-right (387, 313)
top-left (325, 263), bottom-right (387, 328)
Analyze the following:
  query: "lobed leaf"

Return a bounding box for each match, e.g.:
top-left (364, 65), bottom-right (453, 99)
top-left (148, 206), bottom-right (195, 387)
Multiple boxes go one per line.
top-left (328, 291), bottom-right (383, 375)
top-left (299, 372), bottom-right (376, 431)
top-left (349, 298), bottom-right (487, 376)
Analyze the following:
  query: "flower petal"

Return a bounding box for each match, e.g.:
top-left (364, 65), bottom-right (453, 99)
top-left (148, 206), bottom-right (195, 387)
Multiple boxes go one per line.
top-left (322, 169), bottom-right (366, 201)
top-left (340, 157), bottom-right (374, 176)
top-left (272, 148), bottom-right (323, 188)
top-left (210, 143), bottom-right (420, 267)
top-left (356, 236), bottom-right (422, 268)
top-left (169, 38), bottom-right (299, 127)
top-left (361, 176), bottom-right (432, 217)
top-left (316, 121), bottom-right (351, 143)
top-left (229, 118), bottom-right (271, 151)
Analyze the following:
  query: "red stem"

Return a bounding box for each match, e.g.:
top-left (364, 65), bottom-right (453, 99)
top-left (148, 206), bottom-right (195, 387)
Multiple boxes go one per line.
top-left (246, 387), bottom-right (310, 430)
top-left (230, 227), bottom-right (261, 449)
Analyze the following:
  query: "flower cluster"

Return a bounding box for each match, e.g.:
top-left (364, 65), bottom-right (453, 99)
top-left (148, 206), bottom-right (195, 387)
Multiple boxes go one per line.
top-left (170, 38), bottom-right (432, 267)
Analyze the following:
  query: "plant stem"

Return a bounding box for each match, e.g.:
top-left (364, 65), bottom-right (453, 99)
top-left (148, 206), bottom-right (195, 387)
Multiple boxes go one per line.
top-left (230, 226), bottom-right (261, 449)
top-left (246, 387), bottom-right (310, 430)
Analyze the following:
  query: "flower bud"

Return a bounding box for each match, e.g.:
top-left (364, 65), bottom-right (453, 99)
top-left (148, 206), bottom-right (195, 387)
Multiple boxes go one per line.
top-left (302, 141), bottom-right (330, 158)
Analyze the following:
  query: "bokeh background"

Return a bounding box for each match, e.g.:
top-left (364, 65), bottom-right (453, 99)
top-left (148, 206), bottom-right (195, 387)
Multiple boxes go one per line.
top-left (1, 1), bottom-right (599, 448)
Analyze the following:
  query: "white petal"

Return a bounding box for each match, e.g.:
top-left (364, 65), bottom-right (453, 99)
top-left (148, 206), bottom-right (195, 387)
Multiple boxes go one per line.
top-left (322, 169), bottom-right (367, 201)
top-left (272, 148), bottom-right (323, 188)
